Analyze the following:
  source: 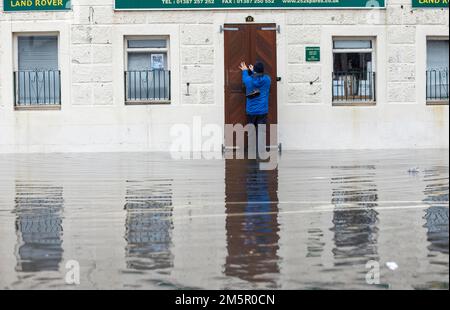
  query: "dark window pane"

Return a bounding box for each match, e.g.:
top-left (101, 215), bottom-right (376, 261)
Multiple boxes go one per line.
top-left (333, 52), bottom-right (372, 73)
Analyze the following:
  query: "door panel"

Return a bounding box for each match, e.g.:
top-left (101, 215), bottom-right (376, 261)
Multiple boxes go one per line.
top-left (224, 24), bottom-right (278, 148)
top-left (255, 26), bottom-right (278, 146)
top-left (224, 25), bottom-right (250, 132)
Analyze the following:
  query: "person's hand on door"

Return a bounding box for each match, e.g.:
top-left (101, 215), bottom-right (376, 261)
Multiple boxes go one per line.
top-left (239, 62), bottom-right (249, 71)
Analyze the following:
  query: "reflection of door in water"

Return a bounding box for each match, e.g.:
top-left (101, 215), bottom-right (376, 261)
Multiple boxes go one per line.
top-left (224, 159), bottom-right (280, 285)
top-left (224, 24), bottom-right (278, 148)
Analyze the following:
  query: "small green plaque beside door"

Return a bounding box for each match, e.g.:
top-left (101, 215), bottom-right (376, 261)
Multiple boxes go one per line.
top-left (306, 47), bottom-right (321, 62)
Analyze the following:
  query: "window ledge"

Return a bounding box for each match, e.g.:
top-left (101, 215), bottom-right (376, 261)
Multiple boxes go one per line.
top-left (332, 101), bottom-right (376, 107)
top-left (427, 100), bottom-right (449, 106)
top-left (15, 105), bottom-right (61, 111)
top-left (125, 100), bottom-right (171, 106)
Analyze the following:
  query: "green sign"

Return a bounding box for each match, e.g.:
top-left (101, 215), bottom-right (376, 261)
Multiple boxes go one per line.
top-left (115, 0), bottom-right (386, 10)
top-left (3, 0), bottom-right (71, 11)
top-left (306, 47), bottom-right (320, 62)
top-left (412, 0), bottom-right (449, 8)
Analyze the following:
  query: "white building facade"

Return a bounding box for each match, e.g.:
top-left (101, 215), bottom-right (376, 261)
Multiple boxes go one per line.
top-left (0, 0), bottom-right (448, 153)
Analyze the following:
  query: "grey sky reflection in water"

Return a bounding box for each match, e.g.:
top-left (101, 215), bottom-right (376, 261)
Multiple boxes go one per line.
top-left (0, 150), bottom-right (447, 289)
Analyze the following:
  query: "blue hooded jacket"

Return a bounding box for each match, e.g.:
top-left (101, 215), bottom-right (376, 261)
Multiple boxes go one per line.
top-left (242, 70), bottom-right (271, 115)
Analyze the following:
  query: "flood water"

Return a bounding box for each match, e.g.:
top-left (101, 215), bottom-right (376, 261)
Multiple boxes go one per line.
top-left (0, 150), bottom-right (448, 290)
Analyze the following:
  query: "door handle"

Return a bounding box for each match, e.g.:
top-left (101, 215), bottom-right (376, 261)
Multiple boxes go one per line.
top-left (276, 77), bottom-right (282, 82)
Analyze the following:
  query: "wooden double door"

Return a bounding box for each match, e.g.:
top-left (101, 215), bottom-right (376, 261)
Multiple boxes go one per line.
top-left (224, 24), bottom-right (278, 149)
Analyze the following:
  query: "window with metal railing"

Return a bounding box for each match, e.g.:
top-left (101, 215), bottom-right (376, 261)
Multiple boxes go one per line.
top-left (426, 38), bottom-right (449, 104)
top-left (332, 38), bottom-right (376, 105)
top-left (125, 37), bottom-right (171, 104)
top-left (14, 70), bottom-right (61, 107)
top-left (15, 35), bottom-right (60, 109)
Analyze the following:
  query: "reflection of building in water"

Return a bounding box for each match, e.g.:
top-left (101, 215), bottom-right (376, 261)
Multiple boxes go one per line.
top-left (124, 179), bottom-right (174, 270)
top-left (423, 168), bottom-right (449, 255)
top-left (224, 159), bottom-right (280, 285)
top-left (14, 182), bottom-right (64, 272)
top-left (306, 222), bottom-right (325, 259)
top-left (330, 165), bottom-right (379, 263)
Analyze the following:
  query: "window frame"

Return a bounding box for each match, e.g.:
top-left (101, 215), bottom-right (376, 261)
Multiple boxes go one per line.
top-left (332, 37), bottom-right (377, 106)
top-left (124, 36), bottom-right (171, 105)
top-left (425, 36), bottom-right (449, 106)
top-left (13, 32), bottom-right (61, 110)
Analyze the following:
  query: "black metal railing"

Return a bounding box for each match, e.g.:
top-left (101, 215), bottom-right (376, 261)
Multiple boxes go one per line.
top-left (125, 70), bottom-right (171, 103)
top-left (426, 68), bottom-right (449, 102)
top-left (332, 71), bottom-right (376, 103)
top-left (14, 70), bottom-right (61, 107)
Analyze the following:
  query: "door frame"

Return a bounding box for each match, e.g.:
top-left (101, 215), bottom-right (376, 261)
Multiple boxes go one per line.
top-left (221, 22), bottom-right (281, 149)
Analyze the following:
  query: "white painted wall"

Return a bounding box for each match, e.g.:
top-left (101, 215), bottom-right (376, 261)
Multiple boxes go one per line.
top-left (0, 0), bottom-right (448, 153)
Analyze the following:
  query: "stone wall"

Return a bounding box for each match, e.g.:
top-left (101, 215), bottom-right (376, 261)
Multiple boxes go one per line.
top-left (0, 0), bottom-right (448, 152)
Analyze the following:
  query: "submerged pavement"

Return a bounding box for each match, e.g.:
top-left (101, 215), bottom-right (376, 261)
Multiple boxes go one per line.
top-left (0, 150), bottom-right (448, 290)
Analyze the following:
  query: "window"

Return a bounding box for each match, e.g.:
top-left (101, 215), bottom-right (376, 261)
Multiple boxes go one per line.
top-left (14, 35), bottom-right (61, 109)
top-left (426, 38), bottom-right (449, 104)
top-left (125, 37), bottom-right (171, 104)
top-left (332, 38), bottom-right (376, 105)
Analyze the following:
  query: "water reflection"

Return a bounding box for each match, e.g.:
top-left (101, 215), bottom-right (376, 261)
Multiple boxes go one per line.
top-left (224, 159), bottom-right (280, 286)
top-left (306, 223), bottom-right (325, 259)
top-left (0, 151), bottom-right (447, 289)
top-left (14, 181), bottom-right (64, 272)
top-left (124, 179), bottom-right (174, 271)
top-left (423, 167), bottom-right (449, 255)
top-left (331, 165), bottom-right (379, 264)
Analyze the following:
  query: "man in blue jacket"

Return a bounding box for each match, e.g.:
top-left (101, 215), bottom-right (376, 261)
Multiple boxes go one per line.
top-left (239, 61), bottom-right (272, 153)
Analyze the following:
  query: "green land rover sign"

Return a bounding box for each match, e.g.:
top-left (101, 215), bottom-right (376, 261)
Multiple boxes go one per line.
top-left (115, 0), bottom-right (386, 10)
top-left (4, 0), bottom-right (71, 11)
top-left (412, 0), bottom-right (449, 8)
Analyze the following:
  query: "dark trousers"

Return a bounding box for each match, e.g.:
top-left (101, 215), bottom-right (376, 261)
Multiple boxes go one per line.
top-left (247, 114), bottom-right (268, 127)
top-left (247, 114), bottom-right (268, 155)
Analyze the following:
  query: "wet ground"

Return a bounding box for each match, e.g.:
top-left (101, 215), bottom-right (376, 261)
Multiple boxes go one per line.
top-left (0, 150), bottom-right (448, 290)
